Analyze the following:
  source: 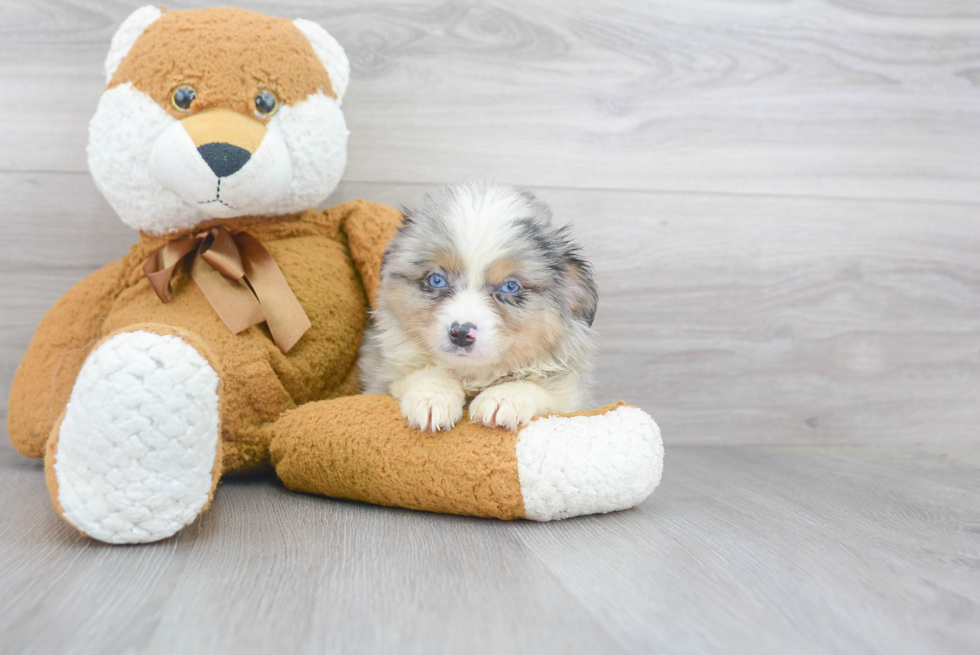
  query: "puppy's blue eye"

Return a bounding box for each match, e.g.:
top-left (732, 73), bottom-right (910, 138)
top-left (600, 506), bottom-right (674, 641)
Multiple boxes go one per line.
top-left (499, 279), bottom-right (521, 294)
top-left (428, 273), bottom-right (447, 288)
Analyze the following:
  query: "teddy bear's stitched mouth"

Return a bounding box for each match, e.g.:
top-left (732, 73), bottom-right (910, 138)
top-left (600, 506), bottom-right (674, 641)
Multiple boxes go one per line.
top-left (197, 179), bottom-right (236, 210)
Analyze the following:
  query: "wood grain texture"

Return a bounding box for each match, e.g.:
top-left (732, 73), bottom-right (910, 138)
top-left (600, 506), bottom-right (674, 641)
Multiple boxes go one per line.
top-left (1, 445), bottom-right (978, 654)
top-left (1, 1), bottom-right (979, 201)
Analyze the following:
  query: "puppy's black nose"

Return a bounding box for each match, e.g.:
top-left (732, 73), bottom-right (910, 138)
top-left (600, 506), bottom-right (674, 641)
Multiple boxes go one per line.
top-left (198, 142), bottom-right (251, 178)
top-left (449, 322), bottom-right (477, 347)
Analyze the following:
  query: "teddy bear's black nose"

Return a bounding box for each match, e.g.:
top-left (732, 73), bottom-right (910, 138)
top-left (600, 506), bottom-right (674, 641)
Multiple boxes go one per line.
top-left (197, 142), bottom-right (251, 178)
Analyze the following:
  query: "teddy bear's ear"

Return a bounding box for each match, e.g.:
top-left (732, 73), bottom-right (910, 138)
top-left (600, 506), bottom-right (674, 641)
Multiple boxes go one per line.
top-left (292, 19), bottom-right (351, 104)
top-left (103, 6), bottom-right (163, 85)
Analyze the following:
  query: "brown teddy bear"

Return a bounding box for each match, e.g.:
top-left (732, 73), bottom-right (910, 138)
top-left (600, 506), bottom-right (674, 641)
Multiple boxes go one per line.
top-left (6, 6), bottom-right (663, 544)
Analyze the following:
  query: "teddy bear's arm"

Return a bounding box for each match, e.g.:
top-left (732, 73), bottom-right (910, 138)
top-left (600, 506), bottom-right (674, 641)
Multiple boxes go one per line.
top-left (270, 395), bottom-right (664, 522)
top-left (338, 199), bottom-right (403, 311)
top-left (7, 260), bottom-right (125, 459)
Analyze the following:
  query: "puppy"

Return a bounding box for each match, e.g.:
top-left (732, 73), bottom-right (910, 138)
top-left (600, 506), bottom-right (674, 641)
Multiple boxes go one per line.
top-left (359, 182), bottom-right (598, 431)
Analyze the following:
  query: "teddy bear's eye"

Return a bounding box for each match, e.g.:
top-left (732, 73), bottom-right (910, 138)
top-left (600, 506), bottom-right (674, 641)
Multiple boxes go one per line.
top-left (254, 90), bottom-right (278, 117)
top-left (170, 85), bottom-right (197, 112)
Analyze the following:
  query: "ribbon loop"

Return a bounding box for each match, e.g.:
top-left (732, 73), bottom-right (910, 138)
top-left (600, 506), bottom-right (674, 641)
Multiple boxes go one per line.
top-left (198, 227), bottom-right (247, 280)
top-left (142, 226), bottom-right (311, 354)
top-left (143, 237), bottom-right (198, 303)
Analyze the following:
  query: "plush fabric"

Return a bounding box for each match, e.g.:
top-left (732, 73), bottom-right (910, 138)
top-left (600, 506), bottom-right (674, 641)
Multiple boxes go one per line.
top-left (88, 6), bottom-right (350, 233)
top-left (10, 203), bottom-right (399, 474)
top-left (270, 398), bottom-right (664, 522)
top-left (46, 329), bottom-right (223, 543)
top-left (109, 7), bottom-right (337, 115)
top-left (7, 6), bottom-right (664, 544)
top-left (271, 394), bottom-right (528, 519)
top-left (515, 404), bottom-right (664, 521)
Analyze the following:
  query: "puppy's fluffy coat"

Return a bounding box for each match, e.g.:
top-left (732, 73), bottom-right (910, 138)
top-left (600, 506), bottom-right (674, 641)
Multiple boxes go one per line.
top-left (359, 182), bottom-right (598, 431)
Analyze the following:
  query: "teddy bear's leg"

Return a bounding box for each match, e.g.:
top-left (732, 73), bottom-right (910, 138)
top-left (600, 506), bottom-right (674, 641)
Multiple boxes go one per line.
top-left (45, 328), bottom-right (222, 544)
top-left (269, 395), bottom-right (663, 521)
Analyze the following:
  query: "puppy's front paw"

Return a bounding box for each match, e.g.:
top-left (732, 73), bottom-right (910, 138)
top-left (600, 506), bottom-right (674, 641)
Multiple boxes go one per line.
top-left (400, 383), bottom-right (465, 432)
top-left (469, 385), bottom-right (539, 431)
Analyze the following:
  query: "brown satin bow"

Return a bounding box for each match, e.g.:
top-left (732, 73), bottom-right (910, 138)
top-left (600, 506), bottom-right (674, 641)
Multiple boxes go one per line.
top-left (143, 226), bottom-right (311, 354)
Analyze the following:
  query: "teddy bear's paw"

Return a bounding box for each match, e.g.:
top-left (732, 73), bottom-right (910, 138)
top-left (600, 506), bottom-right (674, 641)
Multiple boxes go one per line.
top-left (51, 330), bottom-right (221, 544)
top-left (469, 385), bottom-right (539, 431)
top-left (399, 383), bottom-right (465, 432)
top-left (513, 405), bottom-right (664, 521)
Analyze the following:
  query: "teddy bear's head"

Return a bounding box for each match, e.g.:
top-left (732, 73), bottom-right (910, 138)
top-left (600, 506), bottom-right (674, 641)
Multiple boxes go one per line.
top-left (88, 6), bottom-right (350, 235)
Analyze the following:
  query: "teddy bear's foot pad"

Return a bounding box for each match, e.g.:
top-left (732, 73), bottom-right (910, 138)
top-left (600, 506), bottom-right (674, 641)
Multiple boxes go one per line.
top-left (515, 405), bottom-right (664, 521)
top-left (51, 330), bottom-right (221, 544)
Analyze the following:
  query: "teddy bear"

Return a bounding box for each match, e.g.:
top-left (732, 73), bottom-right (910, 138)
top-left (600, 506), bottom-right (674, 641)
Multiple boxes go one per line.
top-left (6, 6), bottom-right (664, 544)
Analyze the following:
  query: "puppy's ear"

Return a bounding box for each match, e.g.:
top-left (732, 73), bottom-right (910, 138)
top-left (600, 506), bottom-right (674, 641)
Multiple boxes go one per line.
top-left (563, 253), bottom-right (598, 327)
top-left (104, 6), bottom-right (163, 84)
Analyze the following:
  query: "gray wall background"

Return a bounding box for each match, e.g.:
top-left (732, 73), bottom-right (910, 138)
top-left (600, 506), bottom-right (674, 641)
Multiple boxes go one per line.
top-left (2, 0), bottom-right (978, 446)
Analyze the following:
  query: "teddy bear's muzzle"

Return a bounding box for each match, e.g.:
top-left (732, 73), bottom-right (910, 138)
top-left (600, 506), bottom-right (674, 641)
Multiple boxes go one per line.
top-left (148, 108), bottom-right (293, 218)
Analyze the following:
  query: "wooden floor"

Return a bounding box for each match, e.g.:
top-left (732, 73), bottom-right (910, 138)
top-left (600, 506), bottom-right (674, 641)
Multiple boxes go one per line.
top-left (1, 0), bottom-right (979, 653)
top-left (1, 443), bottom-right (978, 655)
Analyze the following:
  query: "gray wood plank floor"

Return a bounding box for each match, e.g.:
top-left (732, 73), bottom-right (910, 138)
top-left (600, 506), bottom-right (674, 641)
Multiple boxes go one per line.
top-left (1, 443), bottom-right (978, 655)
top-left (1, 1), bottom-right (978, 653)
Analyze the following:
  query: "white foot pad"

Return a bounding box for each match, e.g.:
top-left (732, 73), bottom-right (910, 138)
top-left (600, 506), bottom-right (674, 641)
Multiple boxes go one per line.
top-left (54, 330), bottom-right (221, 543)
top-left (516, 405), bottom-right (664, 521)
